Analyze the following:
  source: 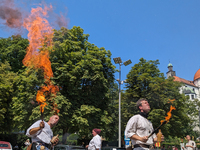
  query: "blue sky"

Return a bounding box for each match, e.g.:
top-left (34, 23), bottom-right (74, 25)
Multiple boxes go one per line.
top-left (1, 0), bottom-right (200, 89)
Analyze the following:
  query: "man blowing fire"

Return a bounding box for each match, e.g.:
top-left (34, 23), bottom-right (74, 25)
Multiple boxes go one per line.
top-left (26, 115), bottom-right (59, 150)
top-left (125, 98), bottom-right (157, 150)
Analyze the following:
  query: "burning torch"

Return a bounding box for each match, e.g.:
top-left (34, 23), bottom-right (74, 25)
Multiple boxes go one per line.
top-left (148, 105), bottom-right (176, 138)
top-left (148, 120), bottom-right (167, 138)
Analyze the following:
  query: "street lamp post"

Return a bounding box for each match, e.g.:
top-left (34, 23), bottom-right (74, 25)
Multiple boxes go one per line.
top-left (113, 57), bottom-right (132, 148)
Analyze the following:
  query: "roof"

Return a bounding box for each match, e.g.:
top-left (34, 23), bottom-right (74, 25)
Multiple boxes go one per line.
top-left (194, 69), bottom-right (200, 81)
top-left (173, 76), bottom-right (197, 87)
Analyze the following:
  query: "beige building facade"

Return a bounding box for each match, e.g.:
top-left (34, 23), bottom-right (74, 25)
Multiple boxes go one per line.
top-left (167, 63), bottom-right (200, 101)
top-left (166, 63), bottom-right (200, 132)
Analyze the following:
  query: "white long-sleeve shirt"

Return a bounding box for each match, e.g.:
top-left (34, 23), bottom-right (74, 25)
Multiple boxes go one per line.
top-left (125, 114), bottom-right (156, 146)
top-left (88, 134), bottom-right (102, 150)
top-left (185, 140), bottom-right (196, 150)
top-left (26, 120), bottom-right (53, 144)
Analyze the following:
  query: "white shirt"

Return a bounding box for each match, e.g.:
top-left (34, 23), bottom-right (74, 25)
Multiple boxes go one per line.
top-left (125, 114), bottom-right (156, 146)
top-left (24, 141), bottom-right (31, 146)
top-left (88, 134), bottom-right (102, 150)
top-left (26, 120), bottom-right (53, 144)
top-left (186, 140), bottom-right (196, 150)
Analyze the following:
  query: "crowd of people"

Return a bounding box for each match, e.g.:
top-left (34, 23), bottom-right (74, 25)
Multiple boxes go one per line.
top-left (23, 98), bottom-right (198, 150)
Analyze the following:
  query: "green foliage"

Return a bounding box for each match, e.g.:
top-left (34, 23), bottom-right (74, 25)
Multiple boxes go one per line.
top-left (0, 35), bottom-right (32, 133)
top-left (0, 35), bottom-right (29, 72)
top-left (50, 26), bottom-right (115, 140)
top-left (0, 27), bottom-right (115, 141)
top-left (0, 61), bottom-right (17, 133)
top-left (11, 68), bottom-right (44, 130)
top-left (123, 58), bottom-right (194, 137)
top-left (100, 82), bottom-right (119, 141)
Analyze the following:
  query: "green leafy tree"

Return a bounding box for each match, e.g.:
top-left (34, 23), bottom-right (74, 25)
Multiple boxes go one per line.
top-left (105, 82), bottom-right (119, 141)
top-left (10, 52), bottom-right (71, 134)
top-left (0, 27), bottom-right (115, 143)
top-left (123, 58), bottom-right (192, 137)
top-left (0, 61), bottom-right (17, 133)
top-left (0, 35), bottom-right (35, 134)
top-left (0, 35), bottom-right (29, 133)
top-left (0, 35), bottom-right (29, 72)
top-left (0, 35), bottom-right (70, 135)
top-left (183, 98), bottom-right (200, 138)
top-left (10, 68), bottom-right (72, 138)
top-left (50, 26), bottom-right (115, 142)
top-left (12, 68), bottom-right (46, 130)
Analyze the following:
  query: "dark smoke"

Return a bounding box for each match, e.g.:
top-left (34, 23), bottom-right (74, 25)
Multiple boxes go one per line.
top-left (0, 0), bottom-right (69, 30)
top-left (0, 0), bottom-right (23, 28)
top-left (56, 14), bottom-right (68, 28)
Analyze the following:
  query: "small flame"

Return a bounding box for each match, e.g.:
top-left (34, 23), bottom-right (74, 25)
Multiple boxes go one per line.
top-left (23, 4), bottom-right (59, 114)
top-left (161, 105), bottom-right (176, 124)
top-left (53, 103), bottom-right (60, 114)
top-left (167, 99), bottom-right (175, 103)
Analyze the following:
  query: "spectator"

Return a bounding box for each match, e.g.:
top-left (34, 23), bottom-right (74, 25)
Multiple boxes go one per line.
top-left (182, 135), bottom-right (196, 150)
top-left (86, 128), bottom-right (102, 150)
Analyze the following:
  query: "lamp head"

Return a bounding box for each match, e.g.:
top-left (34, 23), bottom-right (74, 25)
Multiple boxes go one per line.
top-left (113, 57), bottom-right (122, 64)
top-left (123, 59), bottom-right (132, 66)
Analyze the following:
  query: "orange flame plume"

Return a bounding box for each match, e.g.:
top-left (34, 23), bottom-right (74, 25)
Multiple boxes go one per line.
top-left (23, 4), bottom-right (59, 114)
top-left (161, 105), bottom-right (176, 124)
top-left (148, 103), bottom-right (176, 138)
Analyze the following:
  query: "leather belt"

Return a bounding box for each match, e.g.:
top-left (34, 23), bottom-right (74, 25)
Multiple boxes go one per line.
top-left (134, 144), bottom-right (150, 148)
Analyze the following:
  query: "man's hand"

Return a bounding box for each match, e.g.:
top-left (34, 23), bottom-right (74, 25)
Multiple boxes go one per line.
top-left (39, 121), bottom-right (45, 129)
top-left (85, 145), bottom-right (89, 148)
top-left (29, 121), bottom-right (45, 135)
top-left (131, 135), bottom-right (148, 143)
top-left (140, 136), bottom-right (148, 143)
top-left (52, 137), bottom-right (59, 146)
top-left (153, 137), bottom-right (157, 143)
top-left (51, 135), bottom-right (59, 146)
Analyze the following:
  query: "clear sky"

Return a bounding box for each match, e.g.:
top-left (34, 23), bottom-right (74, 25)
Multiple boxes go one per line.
top-left (1, 0), bottom-right (200, 89)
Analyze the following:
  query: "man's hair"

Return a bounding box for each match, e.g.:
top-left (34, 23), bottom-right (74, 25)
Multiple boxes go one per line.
top-left (136, 98), bottom-right (148, 111)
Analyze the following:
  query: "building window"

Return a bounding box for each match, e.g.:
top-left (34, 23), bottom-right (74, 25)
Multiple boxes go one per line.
top-left (191, 95), bottom-right (194, 99)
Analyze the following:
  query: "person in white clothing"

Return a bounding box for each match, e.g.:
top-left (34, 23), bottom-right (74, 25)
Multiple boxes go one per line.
top-left (86, 128), bottom-right (102, 150)
top-left (24, 139), bottom-right (31, 149)
top-left (125, 98), bottom-right (157, 150)
top-left (26, 115), bottom-right (59, 150)
top-left (182, 135), bottom-right (196, 150)
top-left (24, 139), bottom-right (31, 146)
